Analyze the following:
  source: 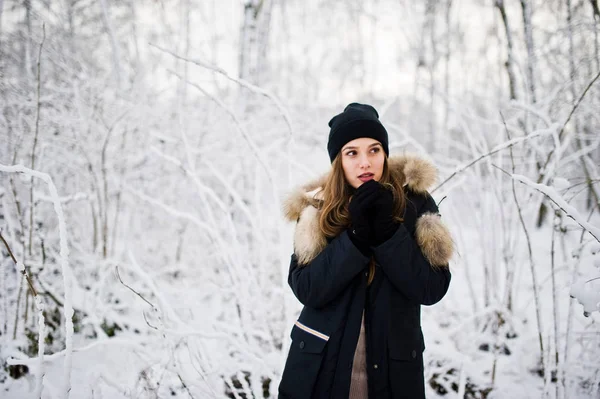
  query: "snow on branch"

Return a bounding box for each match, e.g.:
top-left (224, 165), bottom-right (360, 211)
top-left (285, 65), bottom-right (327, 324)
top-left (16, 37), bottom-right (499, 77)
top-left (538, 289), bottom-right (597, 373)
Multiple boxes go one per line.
top-left (569, 277), bottom-right (600, 317)
top-left (7, 337), bottom-right (154, 366)
top-left (0, 163), bottom-right (74, 398)
top-left (507, 171), bottom-right (600, 242)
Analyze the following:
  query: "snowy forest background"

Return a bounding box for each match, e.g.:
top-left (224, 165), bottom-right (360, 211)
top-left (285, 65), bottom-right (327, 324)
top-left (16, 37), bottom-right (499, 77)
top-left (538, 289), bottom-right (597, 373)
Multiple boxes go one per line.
top-left (1, 0), bottom-right (600, 398)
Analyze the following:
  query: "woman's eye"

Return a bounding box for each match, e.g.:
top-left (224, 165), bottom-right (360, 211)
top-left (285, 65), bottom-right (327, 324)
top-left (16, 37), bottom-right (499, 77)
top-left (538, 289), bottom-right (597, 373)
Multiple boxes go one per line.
top-left (345, 151), bottom-right (356, 156)
top-left (371, 147), bottom-right (380, 153)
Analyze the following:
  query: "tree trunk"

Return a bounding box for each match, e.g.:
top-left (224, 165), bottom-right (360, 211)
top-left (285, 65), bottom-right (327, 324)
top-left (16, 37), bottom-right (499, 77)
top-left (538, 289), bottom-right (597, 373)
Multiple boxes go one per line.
top-left (238, 0), bottom-right (260, 112)
top-left (588, 0), bottom-right (600, 22)
top-left (178, 0), bottom-right (191, 102)
top-left (210, 0), bottom-right (222, 92)
top-left (67, 0), bottom-right (75, 40)
top-left (495, 0), bottom-right (518, 101)
top-left (0, 0), bottom-right (4, 44)
top-left (567, 0), bottom-right (576, 96)
top-left (256, 0), bottom-right (273, 87)
top-left (128, 0), bottom-right (141, 69)
top-left (443, 0), bottom-right (453, 156)
top-left (24, 0), bottom-right (33, 81)
top-left (238, 0), bottom-right (273, 111)
top-left (427, 0), bottom-right (438, 153)
top-left (352, 0), bottom-right (366, 91)
top-left (520, 0), bottom-right (537, 104)
top-left (239, 0), bottom-right (259, 84)
top-left (0, 0), bottom-right (4, 77)
top-left (99, 0), bottom-right (122, 89)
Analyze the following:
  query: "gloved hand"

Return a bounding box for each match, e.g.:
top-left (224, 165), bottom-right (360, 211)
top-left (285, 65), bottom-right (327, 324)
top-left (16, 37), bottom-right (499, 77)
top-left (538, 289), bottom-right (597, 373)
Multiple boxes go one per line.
top-left (348, 179), bottom-right (379, 255)
top-left (370, 185), bottom-right (399, 246)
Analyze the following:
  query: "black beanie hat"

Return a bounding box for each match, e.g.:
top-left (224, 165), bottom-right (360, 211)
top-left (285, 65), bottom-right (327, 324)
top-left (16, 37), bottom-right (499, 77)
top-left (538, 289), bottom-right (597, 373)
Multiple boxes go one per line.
top-left (327, 103), bottom-right (389, 163)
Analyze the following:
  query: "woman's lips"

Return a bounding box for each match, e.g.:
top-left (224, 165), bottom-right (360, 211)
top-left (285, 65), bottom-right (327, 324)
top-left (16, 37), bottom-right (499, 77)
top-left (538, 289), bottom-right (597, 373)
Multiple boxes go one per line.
top-left (358, 174), bottom-right (374, 182)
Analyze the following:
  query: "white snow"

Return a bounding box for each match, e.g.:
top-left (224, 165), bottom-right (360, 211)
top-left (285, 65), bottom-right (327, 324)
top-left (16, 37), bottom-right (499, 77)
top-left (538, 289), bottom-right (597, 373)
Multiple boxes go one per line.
top-left (569, 278), bottom-right (600, 317)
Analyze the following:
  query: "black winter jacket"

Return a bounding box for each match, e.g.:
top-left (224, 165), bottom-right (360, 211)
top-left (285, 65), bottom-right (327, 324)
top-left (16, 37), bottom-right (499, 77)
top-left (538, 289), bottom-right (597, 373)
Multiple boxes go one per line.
top-left (279, 154), bottom-right (454, 399)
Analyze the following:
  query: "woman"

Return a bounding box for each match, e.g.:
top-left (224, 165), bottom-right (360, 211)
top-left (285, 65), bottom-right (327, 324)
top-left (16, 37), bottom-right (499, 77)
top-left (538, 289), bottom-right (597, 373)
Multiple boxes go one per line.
top-left (278, 103), bottom-right (454, 399)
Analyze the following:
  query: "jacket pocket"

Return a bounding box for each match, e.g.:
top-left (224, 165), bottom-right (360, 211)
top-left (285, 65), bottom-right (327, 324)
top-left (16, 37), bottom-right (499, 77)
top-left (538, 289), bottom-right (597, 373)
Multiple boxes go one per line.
top-left (388, 329), bottom-right (426, 399)
top-left (278, 324), bottom-right (328, 398)
top-left (388, 327), bottom-right (425, 360)
top-left (292, 320), bottom-right (329, 350)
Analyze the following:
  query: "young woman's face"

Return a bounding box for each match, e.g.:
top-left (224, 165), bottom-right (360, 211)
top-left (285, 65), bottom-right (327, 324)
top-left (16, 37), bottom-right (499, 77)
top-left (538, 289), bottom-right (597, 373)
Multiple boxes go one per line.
top-left (340, 137), bottom-right (385, 189)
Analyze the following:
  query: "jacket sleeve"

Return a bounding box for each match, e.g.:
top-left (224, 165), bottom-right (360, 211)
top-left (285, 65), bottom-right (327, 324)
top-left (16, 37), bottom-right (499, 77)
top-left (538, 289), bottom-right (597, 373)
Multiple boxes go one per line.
top-left (288, 230), bottom-right (370, 309)
top-left (372, 194), bottom-right (451, 305)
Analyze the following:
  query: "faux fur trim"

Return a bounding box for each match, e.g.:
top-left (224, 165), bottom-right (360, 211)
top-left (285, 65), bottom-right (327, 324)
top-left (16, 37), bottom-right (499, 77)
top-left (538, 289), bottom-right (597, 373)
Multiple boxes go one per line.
top-left (388, 154), bottom-right (437, 194)
top-left (415, 213), bottom-right (454, 267)
top-left (293, 206), bottom-right (328, 265)
top-left (283, 153), bottom-right (452, 266)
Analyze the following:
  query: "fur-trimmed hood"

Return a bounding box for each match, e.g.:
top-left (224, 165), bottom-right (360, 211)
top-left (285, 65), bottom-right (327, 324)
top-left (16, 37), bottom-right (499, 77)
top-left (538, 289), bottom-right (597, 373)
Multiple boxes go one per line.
top-left (283, 153), bottom-right (454, 267)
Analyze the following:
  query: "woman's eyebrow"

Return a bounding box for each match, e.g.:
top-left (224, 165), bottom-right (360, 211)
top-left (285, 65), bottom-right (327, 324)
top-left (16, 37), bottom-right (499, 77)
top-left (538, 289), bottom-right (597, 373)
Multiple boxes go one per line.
top-left (342, 143), bottom-right (381, 152)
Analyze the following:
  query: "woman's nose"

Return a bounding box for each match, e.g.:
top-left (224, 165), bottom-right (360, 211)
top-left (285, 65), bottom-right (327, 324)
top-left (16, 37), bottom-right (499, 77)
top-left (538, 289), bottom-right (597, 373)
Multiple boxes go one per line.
top-left (358, 154), bottom-right (370, 168)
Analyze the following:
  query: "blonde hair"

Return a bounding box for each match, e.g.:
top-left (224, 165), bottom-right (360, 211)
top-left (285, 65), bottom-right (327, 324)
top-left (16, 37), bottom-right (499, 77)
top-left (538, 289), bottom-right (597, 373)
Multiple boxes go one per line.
top-left (318, 154), bottom-right (406, 284)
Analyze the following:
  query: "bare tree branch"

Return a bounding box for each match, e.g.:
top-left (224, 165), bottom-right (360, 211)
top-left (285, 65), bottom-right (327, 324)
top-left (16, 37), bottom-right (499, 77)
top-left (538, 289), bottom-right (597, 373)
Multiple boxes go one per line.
top-left (433, 125), bottom-right (556, 193)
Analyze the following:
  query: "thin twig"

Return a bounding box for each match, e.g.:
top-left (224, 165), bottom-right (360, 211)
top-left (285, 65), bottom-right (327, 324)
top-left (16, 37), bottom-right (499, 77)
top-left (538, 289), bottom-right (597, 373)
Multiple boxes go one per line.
top-left (0, 230), bottom-right (37, 296)
top-left (114, 266), bottom-right (157, 310)
top-left (29, 24), bottom-right (46, 257)
top-left (500, 113), bottom-right (545, 372)
top-left (437, 196), bottom-right (447, 207)
top-left (35, 279), bottom-right (64, 308)
top-left (13, 277), bottom-right (23, 340)
top-left (550, 211), bottom-right (560, 399)
top-left (178, 373), bottom-right (195, 399)
top-left (502, 113), bottom-right (518, 311)
top-left (0, 229), bottom-right (18, 264)
top-left (116, 265), bottom-right (160, 331)
top-left (142, 311), bottom-right (159, 330)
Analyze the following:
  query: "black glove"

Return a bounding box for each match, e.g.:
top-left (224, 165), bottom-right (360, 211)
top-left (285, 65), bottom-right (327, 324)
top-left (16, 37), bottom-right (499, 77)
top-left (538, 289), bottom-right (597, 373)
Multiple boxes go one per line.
top-left (348, 180), bottom-right (379, 256)
top-left (370, 185), bottom-right (399, 246)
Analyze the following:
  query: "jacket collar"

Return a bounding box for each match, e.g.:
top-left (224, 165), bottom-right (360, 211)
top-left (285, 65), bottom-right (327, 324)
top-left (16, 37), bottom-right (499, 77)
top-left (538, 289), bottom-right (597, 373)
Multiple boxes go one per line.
top-left (283, 153), bottom-right (438, 223)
